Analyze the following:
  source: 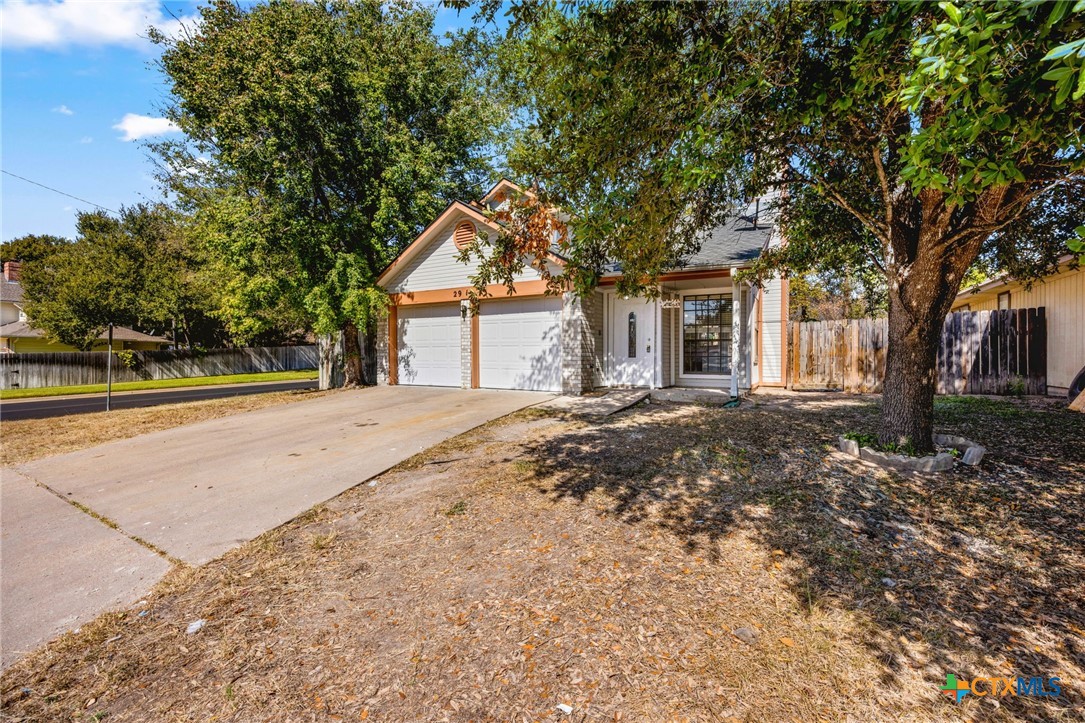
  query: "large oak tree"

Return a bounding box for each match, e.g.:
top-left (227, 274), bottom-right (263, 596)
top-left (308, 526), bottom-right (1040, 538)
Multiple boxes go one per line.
top-left (476, 0), bottom-right (1084, 451)
top-left (155, 0), bottom-right (500, 385)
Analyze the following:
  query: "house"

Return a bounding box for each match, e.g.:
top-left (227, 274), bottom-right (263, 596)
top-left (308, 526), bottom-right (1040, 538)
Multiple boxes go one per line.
top-left (0, 261), bottom-right (171, 353)
top-left (951, 256), bottom-right (1084, 396)
top-left (375, 180), bottom-right (788, 395)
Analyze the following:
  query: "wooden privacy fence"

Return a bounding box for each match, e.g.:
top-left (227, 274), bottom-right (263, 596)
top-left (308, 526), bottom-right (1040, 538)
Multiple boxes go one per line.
top-left (790, 308), bottom-right (1046, 395)
top-left (0, 345), bottom-right (317, 390)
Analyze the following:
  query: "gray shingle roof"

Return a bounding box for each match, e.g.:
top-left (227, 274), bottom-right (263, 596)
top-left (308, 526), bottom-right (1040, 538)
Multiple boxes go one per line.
top-left (0, 279), bottom-right (24, 303)
top-left (675, 197), bottom-right (776, 270)
top-left (676, 219), bottom-right (772, 269)
top-left (0, 321), bottom-right (170, 343)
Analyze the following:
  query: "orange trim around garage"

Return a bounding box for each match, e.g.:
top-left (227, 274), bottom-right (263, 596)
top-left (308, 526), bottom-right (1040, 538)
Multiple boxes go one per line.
top-left (471, 313), bottom-right (480, 388)
top-left (387, 306), bottom-right (398, 385)
top-left (389, 279), bottom-right (557, 307)
top-left (597, 268), bottom-right (732, 286)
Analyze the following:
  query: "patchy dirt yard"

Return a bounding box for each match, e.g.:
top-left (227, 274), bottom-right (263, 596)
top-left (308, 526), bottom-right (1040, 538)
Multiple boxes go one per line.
top-left (2, 392), bottom-right (1082, 721)
top-left (0, 389), bottom-right (330, 467)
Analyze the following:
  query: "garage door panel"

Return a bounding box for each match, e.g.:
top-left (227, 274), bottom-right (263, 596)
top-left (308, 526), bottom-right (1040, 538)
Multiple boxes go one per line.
top-left (398, 305), bottom-right (460, 387)
top-left (479, 298), bottom-right (562, 392)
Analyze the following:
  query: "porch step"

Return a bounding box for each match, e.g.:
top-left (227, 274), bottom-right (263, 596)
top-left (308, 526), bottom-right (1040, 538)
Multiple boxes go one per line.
top-left (535, 390), bottom-right (649, 417)
top-left (650, 387), bottom-right (738, 405)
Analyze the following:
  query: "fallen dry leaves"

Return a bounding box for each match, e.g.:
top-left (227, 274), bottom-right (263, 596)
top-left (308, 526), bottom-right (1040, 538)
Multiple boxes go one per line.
top-left (1, 392), bottom-right (1082, 722)
top-left (0, 389), bottom-right (331, 466)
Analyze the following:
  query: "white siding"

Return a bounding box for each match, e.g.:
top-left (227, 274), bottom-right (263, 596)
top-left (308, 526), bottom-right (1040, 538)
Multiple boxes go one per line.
top-left (760, 278), bottom-right (785, 384)
top-left (661, 303), bottom-right (673, 387)
top-left (385, 214), bottom-right (555, 293)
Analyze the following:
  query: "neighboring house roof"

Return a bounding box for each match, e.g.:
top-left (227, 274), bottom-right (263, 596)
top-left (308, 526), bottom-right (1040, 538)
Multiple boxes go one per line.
top-left (955, 254), bottom-right (1077, 300)
top-left (1, 278), bottom-right (24, 303)
top-left (0, 321), bottom-right (170, 344)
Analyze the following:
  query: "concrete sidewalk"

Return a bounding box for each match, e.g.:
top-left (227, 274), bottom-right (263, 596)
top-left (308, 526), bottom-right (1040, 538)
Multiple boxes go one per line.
top-left (1, 470), bottom-right (171, 668)
top-left (2, 386), bottom-right (550, 668)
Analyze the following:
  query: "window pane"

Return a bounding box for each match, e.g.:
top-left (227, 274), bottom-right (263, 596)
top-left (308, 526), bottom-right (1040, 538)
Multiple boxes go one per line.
top-left (682, 293), bottom-right (733, 375)
top-left (628, 312), bottom-right (637, 358)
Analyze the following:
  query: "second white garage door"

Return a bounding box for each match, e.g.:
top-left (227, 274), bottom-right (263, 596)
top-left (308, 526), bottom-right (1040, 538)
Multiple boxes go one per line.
top-left (479, 297), bottom-right (562, 392)
top-left (398, 304), bottom-right (460, 387)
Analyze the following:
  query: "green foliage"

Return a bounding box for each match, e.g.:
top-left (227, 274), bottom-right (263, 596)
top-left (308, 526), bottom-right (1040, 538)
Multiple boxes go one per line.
top-left (486, 0), bottom-right (1083, 448)
top-left (114, 349), bottom-right (141, 371)
top-left (154, 0), bottom-right (501, 342)
top-left (488, 1), bottom-right (1083, 293)
top-left (0, 234), bottom-right (70, 265)
top-left (843, 431), bottom-right (918, 457)
top-left (19, 205), bottom-right (215, 350)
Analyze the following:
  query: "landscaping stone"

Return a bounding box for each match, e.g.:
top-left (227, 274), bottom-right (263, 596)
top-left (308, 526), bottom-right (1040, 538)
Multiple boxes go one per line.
top-left (961, 446), bottom-right (986, 466)
top-left (854, 444), bottom-right (955, 472)
top-left (933, 433), bottom-right (986, 466)
top-left (733, 627), bottom-right (759, 645)
top-left (838, 436), bottom-right (860, 456)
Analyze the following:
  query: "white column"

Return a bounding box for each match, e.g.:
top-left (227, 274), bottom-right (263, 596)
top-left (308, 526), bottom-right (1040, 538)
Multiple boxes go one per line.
top-left (730, 268), bottom-right (740, 397)
top-left (653, 289), bottom-right (662, 389)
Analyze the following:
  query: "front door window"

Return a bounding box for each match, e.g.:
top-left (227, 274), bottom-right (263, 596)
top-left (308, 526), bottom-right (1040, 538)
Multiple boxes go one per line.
top-left (628, 312), bottom-right (637, 357)
top-left (683, 294), bottom-right (732, 375)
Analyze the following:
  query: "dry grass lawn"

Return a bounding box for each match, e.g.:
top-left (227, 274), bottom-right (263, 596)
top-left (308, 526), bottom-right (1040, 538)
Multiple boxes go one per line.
top-left (1, 392), bottom-right (1082, 721)
top-left (1, 388), bottom-right (331, 466)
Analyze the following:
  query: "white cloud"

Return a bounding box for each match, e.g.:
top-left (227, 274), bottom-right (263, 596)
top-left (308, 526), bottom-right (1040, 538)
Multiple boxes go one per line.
top-left (52, 104), bottom-right (74, 115)
top-left (1, 0), bottom-right (186, 51)
top-left (113, 113), bottom-right (181, 142)
top-left (79, 136), bottom-right (93, 144)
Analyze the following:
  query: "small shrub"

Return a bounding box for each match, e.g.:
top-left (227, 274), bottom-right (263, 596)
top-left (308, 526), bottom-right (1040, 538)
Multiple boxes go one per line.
top-left (115, 349), bottom-right (140, 370)
top-left (444, 500), bottom-right (468, 517)
top-left (1006, 376), bottom-right (1026, 398)
top-left (843, 431), bottom-right (918, 457)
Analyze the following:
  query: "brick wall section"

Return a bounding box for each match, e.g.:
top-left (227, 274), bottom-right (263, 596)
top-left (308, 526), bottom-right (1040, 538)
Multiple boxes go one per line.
top-left (582, 291), bottom-right (602, 390)
top-left (562, 292), bottom-right (602, 395)
top-left (375, 313), bottom-right (390, 385)
top-left (460, 301), bottom-right (472, 388)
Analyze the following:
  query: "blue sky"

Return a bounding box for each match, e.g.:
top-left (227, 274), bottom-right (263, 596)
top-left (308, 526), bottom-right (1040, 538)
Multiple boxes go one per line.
top-left (1, 0), bottom-right (477, 243)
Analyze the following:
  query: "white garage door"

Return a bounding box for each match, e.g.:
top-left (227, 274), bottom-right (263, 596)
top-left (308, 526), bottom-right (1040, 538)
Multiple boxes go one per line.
top-left (397, 304), bottom-right (460, 387)
top-left (479, 297), bottom-right (562, 391)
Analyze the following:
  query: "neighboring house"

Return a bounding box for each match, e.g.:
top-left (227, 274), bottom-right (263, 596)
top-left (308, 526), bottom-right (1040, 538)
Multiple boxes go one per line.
top-left (0, 261), bottom-right (171, 353)
top-left (375, 180), bottom-right (788, 395)
top-left (951, 256), bottom-right (1084, 396)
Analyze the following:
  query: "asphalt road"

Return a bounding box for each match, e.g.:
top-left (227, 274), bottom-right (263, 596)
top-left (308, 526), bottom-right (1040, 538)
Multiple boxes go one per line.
top-left (0, 379), bottom-right (318, 421)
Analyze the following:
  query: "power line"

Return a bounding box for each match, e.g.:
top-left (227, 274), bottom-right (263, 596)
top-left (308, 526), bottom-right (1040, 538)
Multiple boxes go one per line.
top-left (1, 169), bottom-right (118, 214)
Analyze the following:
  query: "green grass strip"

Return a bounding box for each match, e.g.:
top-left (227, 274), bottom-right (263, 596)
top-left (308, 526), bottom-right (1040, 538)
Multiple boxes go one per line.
top-left (1, 370), bottom-right (318, 400)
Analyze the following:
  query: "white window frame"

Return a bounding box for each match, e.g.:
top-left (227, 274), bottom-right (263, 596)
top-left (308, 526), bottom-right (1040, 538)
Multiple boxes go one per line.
top-left (678, 285), bottom-right (734, 383)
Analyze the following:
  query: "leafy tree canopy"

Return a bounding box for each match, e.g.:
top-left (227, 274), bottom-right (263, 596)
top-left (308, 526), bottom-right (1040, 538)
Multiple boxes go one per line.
top-left (154, 0), bottom-right (503, 383)
top-left (20, 205), bottom-right (218, 350)
top-left (470, 0), bottom-right (1083, 450)
top-left (0, 234), bottom-right (70, 266)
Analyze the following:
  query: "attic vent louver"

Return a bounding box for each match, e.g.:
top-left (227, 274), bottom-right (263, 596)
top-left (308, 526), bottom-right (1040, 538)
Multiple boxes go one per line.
top-left (453, 220), bottom-right (477, 250)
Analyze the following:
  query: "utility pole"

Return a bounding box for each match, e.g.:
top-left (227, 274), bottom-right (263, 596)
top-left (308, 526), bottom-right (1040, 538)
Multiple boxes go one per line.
top-left (105, 322), bottom-right (114, 411)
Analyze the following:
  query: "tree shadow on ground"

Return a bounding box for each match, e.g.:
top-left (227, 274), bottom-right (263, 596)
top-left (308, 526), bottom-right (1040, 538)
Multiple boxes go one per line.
top-left (522, 394), bottom-right (1085, 721)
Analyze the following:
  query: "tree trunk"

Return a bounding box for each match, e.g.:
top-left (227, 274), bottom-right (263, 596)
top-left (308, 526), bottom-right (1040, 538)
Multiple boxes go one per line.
top-left (879, 221), bottom-right (970, 453)
top-left (880, 284), bottom-right (943, 453)
top-left (341, 319), bottom-right (365, 388)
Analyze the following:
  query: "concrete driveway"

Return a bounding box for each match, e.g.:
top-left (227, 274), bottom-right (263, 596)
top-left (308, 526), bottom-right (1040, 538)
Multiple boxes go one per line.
top-left (1, 386), bottom-right (550, 667)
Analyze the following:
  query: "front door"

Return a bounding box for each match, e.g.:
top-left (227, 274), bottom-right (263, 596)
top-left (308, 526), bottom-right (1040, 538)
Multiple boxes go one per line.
top-left (611, 297), bottom-right (654, 387)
